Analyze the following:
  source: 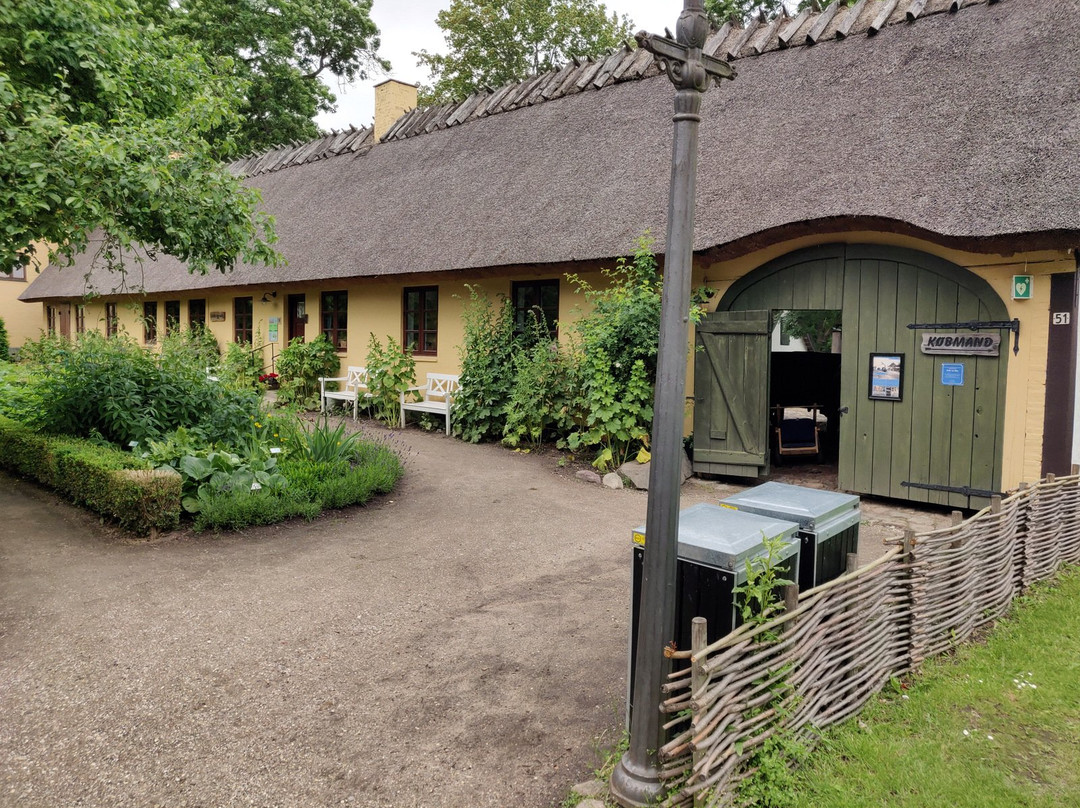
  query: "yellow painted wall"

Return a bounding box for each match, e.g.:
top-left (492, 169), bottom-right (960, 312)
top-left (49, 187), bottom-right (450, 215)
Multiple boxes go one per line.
top-left (41, 230), bottom-right (1070, 493)
top-left (56, 266), bottom-right (609, 381)
top-left (0, 243), bottom-right (47, 350)
top-left (695, 231), bottom-right (1075, 491)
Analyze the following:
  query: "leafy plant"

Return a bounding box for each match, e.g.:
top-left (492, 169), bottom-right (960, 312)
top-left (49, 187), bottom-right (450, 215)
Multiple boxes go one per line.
top-left (564, 352), bottom-right (653, 471)
top-left (286, 413), bottom-right (364, 464)
top-left (502, 315), bottom-right (571, 448)
top-left (733, 532), bottom-right (796, 628)
top-left (0, 316), bottom-right (8, 360)
top-left (175, 449), bottom-right (286, 513)
top-left (778, 310), bottom-right (841, 353)
top-left (26, 331), bottom-right (261, 447)
top-left (220, 336), bottom-right (263, 388)
top-left (453, 285), bottom-right (519, 443)
top-left (275, 335), bottom-right (340, 407)
top-left (159, 324), bottom-right (220, 370)
top-left (365, 333), bottom-right (415, 427)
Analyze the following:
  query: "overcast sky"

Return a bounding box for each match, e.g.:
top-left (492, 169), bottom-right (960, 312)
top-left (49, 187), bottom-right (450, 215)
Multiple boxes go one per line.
top-left (315, 1), bottom-right (685, 132)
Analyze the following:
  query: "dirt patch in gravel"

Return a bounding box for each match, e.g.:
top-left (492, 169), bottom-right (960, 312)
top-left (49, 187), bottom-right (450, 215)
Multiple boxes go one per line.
top-left (0, 422), bottom-right (951, 807)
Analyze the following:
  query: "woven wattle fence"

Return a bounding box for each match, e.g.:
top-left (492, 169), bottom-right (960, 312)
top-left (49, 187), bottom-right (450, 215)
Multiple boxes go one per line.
top-left (656, 473), bottom-right (1080, 807)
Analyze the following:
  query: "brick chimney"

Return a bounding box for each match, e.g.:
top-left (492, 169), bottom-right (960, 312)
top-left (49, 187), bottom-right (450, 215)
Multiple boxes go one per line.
top-left (373, 79), bottom-right (418, 143)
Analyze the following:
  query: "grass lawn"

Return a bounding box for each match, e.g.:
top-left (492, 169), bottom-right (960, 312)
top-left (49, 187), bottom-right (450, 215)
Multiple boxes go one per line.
top-left (790, 565), bottom-right (1080, 807)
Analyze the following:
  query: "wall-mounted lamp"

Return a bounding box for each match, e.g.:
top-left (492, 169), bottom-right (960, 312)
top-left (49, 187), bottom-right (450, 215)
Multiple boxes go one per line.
top-left (261, 291), bottom-right (277, 303)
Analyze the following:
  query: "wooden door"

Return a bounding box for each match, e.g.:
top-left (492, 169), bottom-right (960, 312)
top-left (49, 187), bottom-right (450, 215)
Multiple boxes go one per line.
top-left (288, 294), bottom-right (306, 342)
top-left (692, 310), bottom-right (771, 478)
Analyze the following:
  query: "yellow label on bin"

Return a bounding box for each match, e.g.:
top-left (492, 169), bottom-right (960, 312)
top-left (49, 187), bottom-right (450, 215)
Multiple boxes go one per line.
top-left (632, 531), bottom-right (646, 546)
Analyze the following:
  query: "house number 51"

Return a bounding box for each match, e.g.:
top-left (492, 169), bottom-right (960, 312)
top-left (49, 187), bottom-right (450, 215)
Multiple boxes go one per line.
top-left (1053, 312), bottom-right (1071, 325)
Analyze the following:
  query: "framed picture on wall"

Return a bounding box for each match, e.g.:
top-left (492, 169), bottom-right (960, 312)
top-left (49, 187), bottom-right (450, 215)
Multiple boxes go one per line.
top-left (869, 353), bottom-right (904, 401)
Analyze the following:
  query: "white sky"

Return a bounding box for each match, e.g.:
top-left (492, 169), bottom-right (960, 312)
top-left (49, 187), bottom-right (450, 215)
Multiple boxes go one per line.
top-left (315, 1), bottom-right (686, 132)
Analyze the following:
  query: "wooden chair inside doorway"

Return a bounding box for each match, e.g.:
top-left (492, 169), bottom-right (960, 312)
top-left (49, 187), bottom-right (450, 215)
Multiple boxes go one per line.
top-left (772, 405), bottom-right (823, 462)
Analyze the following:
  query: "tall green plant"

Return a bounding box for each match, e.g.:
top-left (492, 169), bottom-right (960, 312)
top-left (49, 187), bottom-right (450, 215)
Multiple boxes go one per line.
top-left (453, 285), bottom-right (519, 443)
top-left (502, 315), bottom-right (571, 448)
top-left (0, 316), bottom-right (8, 360)
top-left (275, 335), bottom-right (340, 407)
top-left (220, 336), bottom-right (262, 388)
top-left (365, 334), bottom-right (415, 426)
top-left (159, 325), bottom-right (220, 370)
top-left (29, 331), bottom-right (260, 446)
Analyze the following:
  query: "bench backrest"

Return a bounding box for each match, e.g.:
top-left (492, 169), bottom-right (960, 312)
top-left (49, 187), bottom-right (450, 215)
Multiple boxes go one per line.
top-left (345, 366), bottom-right (369, 392)
top-left (424, 373), bottom-right (460, 401)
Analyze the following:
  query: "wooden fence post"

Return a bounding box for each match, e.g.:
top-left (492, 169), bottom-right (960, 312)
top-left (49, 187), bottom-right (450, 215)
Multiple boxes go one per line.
top-left (690, 616), bottom-right (708, 808)
top-left (846, 552), bottom-right (859, 574)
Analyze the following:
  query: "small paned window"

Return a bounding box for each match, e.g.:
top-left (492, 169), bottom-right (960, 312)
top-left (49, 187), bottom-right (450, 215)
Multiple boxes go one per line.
top-left (75, 305), bottom-right (85, 334)
top-left (105, 302), bottom-right (118, 337)
top-left (3, 265), bottom-right (25, 281)
top-left (143, 301), bottom-right (158, 344)
top-left (234, 297), bottom-right (253, 344)
top-left (46, 305), bottom-right (57, 334)
top-left (189, 299), bottom-right (206, 329)
top-left (165, 300), bottom-right (180, 335)
top-left (403, 286), bottom-right (438, 356)
top-left (320, 291), bottom-right (348, 351)
top-left (512, 279), bottom-right (559, 339)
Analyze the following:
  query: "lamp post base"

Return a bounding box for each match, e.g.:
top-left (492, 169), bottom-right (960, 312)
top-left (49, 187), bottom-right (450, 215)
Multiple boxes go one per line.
top-left (609, 752), bottom-right (665, 807)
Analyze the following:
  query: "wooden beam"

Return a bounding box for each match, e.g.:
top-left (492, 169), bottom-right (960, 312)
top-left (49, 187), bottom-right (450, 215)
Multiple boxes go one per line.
top-left (807, 1), bottom-right (842, 45)
top-left (778, 9), bottom-right (811, 47)
top-left (906, 0), bottom-right (929, 22)
top-left (868, 0), bottom-right (901, 35)
top-left (836, 0), bottom-right (869, 40)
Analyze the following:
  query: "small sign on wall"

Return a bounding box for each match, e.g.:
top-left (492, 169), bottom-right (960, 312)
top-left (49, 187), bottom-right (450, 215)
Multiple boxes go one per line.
top-left (1012, 275), bottom-right (1033, 300)
top-left (268, 317), bottom-right (280, 343)
top-left (210, 311), bottom-right (226, 322)
top-left (921, 333), bottom-right (1000, 356)
top-left (941, 363), bottom-right (965, 386)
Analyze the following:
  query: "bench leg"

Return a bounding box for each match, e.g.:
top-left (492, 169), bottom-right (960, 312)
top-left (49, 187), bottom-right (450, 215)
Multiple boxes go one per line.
top-left (445, 408), bottom-right (450, 435)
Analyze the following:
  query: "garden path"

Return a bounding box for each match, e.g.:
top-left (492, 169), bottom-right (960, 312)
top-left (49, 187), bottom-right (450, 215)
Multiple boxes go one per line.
top-left (0, 423), bottom-right (948, 807)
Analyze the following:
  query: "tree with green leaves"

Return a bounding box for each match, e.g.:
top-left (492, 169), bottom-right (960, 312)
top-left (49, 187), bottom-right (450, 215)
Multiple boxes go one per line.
top-left (779, 310), bottom-right (841, 353)
top-left (160, 0), bottom-right (388, 156)
top-left (415, 0), bottom-right (634, 106)
top-left (0, 0), bottom-right (279, 277)
top-left (704, 0), bottom-right (784, 25)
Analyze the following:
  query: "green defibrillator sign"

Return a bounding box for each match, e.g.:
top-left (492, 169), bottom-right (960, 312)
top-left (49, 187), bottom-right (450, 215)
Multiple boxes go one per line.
top-left (1012, 275), bottom-right (1033, 300)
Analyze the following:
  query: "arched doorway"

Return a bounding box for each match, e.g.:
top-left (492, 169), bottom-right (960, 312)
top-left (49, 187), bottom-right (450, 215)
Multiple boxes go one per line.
top-left (694, 244), bottom-right (1010, 509)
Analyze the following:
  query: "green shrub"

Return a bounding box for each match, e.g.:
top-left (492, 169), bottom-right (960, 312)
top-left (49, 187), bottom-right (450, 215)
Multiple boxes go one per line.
top-left (285, 413), bottom-right (365, 464)
top-left (0, 415), bottom-right (181, 535)
top-left (365, 333), bottom-right (415, 427)
top-left (0, 316), bottom-right (8, 360)
top-left (275, 335), bottom-right (340, 407)
top-left (502, 316), bottom-right (573, 448)
top-left (159, 325), bottom-right (220, 370)
top-left (192, 488), bottom-right (320, 532)
top-left (18, 331), bottom-right (70, 366)
top-left (220, 338), bottom-right (263, 388)
top-left (453, 285), bottom-right (519, 443)
top-left (26, 332), bottom-right (261, 446)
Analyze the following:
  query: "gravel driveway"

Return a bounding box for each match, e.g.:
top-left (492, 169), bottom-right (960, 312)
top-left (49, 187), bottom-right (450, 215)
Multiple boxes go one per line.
top-left (0, 424), bottom-right (947, 807)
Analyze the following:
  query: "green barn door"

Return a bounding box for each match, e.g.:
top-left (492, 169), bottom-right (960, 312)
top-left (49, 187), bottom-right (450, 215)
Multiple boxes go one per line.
top-left (692, 310), bottom-right (771, 478)
top-left (836, 246), bottom-right (1008, 510)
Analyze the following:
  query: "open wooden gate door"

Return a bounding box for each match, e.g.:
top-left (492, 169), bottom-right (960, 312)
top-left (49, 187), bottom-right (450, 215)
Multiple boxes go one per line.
top-left (692, 310), bottom-right (771, 478)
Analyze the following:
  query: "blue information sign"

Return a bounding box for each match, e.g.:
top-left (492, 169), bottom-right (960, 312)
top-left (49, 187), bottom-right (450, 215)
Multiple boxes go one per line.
top-left (941, 363), bottom-right (965, 386)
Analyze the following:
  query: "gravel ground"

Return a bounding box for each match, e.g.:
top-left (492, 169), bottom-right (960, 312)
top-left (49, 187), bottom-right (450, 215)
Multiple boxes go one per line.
top-left (0, 424), bottom-right (951, 808)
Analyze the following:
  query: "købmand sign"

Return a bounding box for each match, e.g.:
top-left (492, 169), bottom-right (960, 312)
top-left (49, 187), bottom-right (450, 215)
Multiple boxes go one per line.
top-left (920, 333), bottom-right (1001, 356)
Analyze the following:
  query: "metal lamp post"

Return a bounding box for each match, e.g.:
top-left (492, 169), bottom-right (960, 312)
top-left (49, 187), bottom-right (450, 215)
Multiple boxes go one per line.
top-left (610, 2), bottom-right (735, 805)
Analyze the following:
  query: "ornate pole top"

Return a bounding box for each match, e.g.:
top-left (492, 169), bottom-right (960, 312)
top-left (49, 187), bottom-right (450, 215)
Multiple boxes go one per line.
top-left (635, 0), bottom-right (736, 93)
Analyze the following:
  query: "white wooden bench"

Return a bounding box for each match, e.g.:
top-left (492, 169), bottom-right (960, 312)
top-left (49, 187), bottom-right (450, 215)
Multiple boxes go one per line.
top-left (400, 373), bottom-right (460, 434)
top-left (319, 366), bottom-right (370, 420)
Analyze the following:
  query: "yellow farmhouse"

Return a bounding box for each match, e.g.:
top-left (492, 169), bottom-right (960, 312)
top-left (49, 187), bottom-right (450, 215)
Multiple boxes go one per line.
top-left (20, 0), bottom-right (1080, 510)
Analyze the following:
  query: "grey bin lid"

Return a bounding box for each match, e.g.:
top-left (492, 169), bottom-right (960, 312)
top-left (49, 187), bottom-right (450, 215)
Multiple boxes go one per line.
top-left (632, 503), bottom-right (800, 573)
top-left (720, 482), bottom-right (859, 531)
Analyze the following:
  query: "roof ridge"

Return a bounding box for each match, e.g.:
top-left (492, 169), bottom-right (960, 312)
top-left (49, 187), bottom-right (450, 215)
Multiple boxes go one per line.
top-left (232, 0), bottom-right (994, 172)
top-left (228, 125), bottom-right (375, 177)
top-left (380, 0), bottom-right (992, 142)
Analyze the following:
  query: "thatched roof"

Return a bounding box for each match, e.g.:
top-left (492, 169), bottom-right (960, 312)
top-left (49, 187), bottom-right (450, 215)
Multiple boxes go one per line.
top-left (23, 0), bottom-right (1080, 302)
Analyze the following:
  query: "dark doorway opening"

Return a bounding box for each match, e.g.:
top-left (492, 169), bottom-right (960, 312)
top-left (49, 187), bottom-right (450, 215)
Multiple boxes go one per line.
top-left (288, 294), bottom-right (307, 343)
top-left (770, 310), bottom-right (842, 466)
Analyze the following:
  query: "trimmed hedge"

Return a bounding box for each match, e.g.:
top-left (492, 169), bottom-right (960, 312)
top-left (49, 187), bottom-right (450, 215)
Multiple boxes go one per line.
top-left (0, 416), bottom-right (181, 535)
